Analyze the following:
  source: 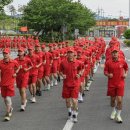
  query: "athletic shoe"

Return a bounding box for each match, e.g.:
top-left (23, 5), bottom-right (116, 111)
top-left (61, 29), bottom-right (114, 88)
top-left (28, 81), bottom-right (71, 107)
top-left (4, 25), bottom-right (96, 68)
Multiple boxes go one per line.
top-left (50, 81), bottom-right (54, 87)
top-left (36, 90), bottom-right (40, 96)
top-left (4, 113), bottom-right (10, 121)
top-left (88, 80), bottom-right (90, 83)
top-left (47, 86), bottom-right (50, 90)
top-left (78, 100), bottom-right (83, 103)
top-left (72, 114), bottom-right (78, 123)
top-left (85, 81), bottom-right (92, 91)
top-left (54, 80), bottom-right (58, 86)
top-left (110, 110), bottom-right (116, 120)
top-left (38, 91), bottom-right (42, 96)
top-left (115, 115), bottom-right (123, 123)
top-left (93, 66), bottom-right (97, 74)
top-left (86, 86), bottom-right (90, 91)
top-left (29, 96), bottom-right (33, 102)
top-left (20, 105), bottom-right (25, 111)
top-left (78, 94), bottom-right (83, 103)
top-left (84, 87), bottom-right (87, 91)
top-left (9, 107), bottom-right (13, 117)
top-left (84, 85), bottom-right (89, 91)
top-left (68, 112), bottom-right (72, 119)
top-left (31, 97), bottom-right (36, 103)
top-left (82, 93), bottom-right (85, 97)
top-left (76, 111), bottom-right (79, 116)
top-left (57, 76), bottom-right (60, 82)
top-left (60, 76), bottom-right (63, 80)
top-left (90, 77), bottom-right (94, 81)
top-left (43, 87), bottom-right (47, 91)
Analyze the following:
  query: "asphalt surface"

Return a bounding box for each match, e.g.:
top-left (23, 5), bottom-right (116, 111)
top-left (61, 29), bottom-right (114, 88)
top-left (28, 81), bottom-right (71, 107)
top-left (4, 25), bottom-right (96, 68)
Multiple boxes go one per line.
top-left (0, 38), bottom-right (130, 130)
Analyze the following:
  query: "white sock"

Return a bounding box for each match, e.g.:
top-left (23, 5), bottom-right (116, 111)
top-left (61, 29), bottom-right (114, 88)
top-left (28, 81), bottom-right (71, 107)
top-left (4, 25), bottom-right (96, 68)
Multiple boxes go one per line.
top-left (51, 81), bottom-right (53, 86)
top-left (47, 84), bottom-right (51, 88)
top-left (117, 110), bottom-right (121, 116)
top-left (73, 110), bottom-right (78, 116)
top-left (68, 108), bottom-right (72, 113)
top-left (73, 110), bottom-right (76, 115)
top-left (54, 79), bottom-right (57, 84)
top-left (80, 93), bottom-right (83, 100)
top-left (112, 107), bottom-right (116, 112)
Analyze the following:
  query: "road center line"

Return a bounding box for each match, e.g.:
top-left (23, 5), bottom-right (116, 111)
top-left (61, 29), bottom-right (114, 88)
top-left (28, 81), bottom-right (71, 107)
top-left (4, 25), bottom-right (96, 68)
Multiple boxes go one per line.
top-left (63, 120), bottom-right (74, 130)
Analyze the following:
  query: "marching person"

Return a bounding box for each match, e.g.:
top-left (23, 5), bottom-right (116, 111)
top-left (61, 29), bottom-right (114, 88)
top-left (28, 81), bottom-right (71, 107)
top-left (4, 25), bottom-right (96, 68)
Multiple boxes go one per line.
top-left (60, 48), bottom-right (83, 123)
top-left (76, 49), bottom-right (86, 103)
top-left (42, 45), bottom-right (53, 90)
top-left (26, 46), bottom-right (42, 103)
top-left (0, 48), bottom-right (19, 121)
top-left (35, 44), bottom-right (46, 96)
top-left (15, 47), bottom-right (33, 111)
top-left (104, 47), bottom-right (128, 123)
top-left (51, 44), bottom-right (60, 86)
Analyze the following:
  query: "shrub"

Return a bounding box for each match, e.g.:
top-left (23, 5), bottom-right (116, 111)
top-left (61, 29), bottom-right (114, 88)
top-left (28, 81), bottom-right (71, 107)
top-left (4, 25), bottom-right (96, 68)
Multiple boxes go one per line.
top-left (124, 29), bottom-right (130, 39)
top-left (124, 39), bottom-right (130, 46)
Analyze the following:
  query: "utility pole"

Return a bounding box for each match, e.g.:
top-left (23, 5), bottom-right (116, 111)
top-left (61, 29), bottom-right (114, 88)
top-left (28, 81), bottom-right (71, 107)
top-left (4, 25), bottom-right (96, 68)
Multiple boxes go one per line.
top-left (96, 7), bottom-right (101, 37)
top-left (100, 8), bottom-right (104, 37)
top-left (102, 10), bottom-right (106, 37)
top-left (97, 7), bottom-right (100, 20)
top-left (129, 0), bottom-right (130, 27)
top-left (119, 10), bottom-right (122, 18)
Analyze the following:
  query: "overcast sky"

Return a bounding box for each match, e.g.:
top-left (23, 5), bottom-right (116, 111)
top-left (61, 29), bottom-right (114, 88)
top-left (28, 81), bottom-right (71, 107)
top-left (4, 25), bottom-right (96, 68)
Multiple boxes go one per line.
top-left (6, 0), bottom-right (129, 18)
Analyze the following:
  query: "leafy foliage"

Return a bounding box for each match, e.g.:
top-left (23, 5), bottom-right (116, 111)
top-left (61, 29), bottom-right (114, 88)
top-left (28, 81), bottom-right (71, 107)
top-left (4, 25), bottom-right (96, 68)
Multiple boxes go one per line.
top-left (124, 29), bottom-right (130, 39)
top-left (20, 0), bottom-right (96, 42)
top-left (124, 39), bottom-right (130, 46)
top-left (22, 0), bottom-right (95, 31)
top-left (0, 0), bottom-right (13, 11)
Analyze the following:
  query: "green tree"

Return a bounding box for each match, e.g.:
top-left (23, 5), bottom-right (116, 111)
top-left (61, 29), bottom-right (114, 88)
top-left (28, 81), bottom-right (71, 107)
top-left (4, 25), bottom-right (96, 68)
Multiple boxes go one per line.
top-left (0, 0), bottom-right (13, 11)
top-left (21, 0), bottom-right (95, 41)
top-left (18, 5), bottom-right (26, 15)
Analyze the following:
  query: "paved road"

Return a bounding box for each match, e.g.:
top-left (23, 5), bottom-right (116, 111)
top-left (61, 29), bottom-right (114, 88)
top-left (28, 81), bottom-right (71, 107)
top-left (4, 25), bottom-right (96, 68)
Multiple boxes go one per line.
top-left (0, 38), bottom-right (130, 130)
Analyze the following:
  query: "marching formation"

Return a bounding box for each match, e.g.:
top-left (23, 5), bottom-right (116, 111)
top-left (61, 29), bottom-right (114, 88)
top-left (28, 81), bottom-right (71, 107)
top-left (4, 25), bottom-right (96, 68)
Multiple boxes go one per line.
top-left (0, 36), bottom-right (40, 49)
top-left (0, 36), bottom-right (128, 125)
top-left (0, 36), bottom-right (105, 122)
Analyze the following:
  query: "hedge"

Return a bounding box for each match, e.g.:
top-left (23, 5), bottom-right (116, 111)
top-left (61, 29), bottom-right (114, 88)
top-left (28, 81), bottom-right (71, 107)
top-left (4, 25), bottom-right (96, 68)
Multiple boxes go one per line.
top-left (0, 34), bottom-right (32, 37)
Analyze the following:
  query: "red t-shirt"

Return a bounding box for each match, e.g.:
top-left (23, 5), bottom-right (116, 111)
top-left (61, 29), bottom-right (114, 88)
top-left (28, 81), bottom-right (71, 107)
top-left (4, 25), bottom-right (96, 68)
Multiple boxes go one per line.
top-left (60, 58), bottom-right (83, 88)
top-left (44, 52), bottom-right (52, 65)
top-left (104, 59), bottom-right (128, 87)
top-left (26, 54), bottom-right (40, 76)
top-left (15, 57), bottom-right (33, 78)
top-left (35, 51), bottom-right (44, 71)
top-left (0, 59), bottom-right (19, 86)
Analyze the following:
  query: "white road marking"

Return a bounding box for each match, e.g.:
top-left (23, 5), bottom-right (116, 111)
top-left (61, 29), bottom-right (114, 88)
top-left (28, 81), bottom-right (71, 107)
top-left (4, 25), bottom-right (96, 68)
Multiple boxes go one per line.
top-left (63, 120), bottom-right (74, 130)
